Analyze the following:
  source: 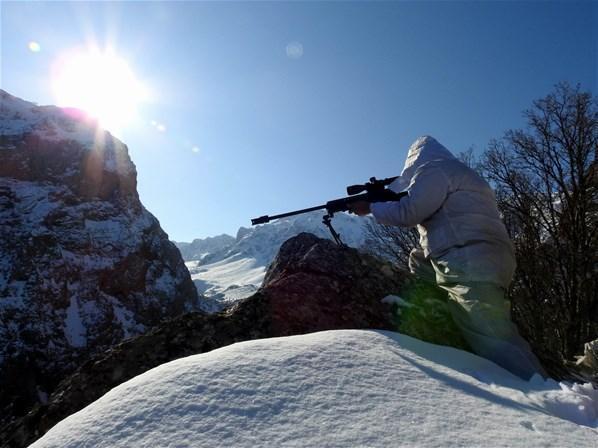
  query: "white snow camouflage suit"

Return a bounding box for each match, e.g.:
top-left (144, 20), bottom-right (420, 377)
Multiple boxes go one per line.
top-left (370, 136), bottom-right (545, 380)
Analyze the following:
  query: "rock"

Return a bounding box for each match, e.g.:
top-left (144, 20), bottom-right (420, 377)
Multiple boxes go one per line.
top-left (573, 339), bottom-right (598, 382)
top-left (580, 339), bottom-right (598, 370)
top-left (0, 91), bottom-right (200, 430)
top-left (264, 232), bottom-right (405, 336)
top-left (1, 233), bottom-right (408, 447)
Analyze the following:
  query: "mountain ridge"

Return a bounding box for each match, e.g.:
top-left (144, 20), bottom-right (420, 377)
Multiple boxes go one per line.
top-left (0, 90), bottom-right (199, 429)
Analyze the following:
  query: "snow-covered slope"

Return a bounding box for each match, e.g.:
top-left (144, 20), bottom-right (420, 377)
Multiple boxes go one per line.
top-left (178, 211), bottom-right (373, 311)
top-left (1, 91), bottom-right (104, 148)
top-left (32, 330), bottom-right (597, 447)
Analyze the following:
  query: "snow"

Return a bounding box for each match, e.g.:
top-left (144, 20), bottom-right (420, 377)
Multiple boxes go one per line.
top-left (85, 219), bottom-right (128, 244)
top-left (0, 90), bottom-right (97, 146)
top-left (1, 179), bottom-right (152, 269)
top-left (63, 296), bottom-right (87, 348)
top-left (0, 90), bottom-right (134, 175)
top-left (188, 256), bottom-right (265, 295)
top-left (148, 268), bottom-right (177, 296)
top-left (0, 180), bottom-right (164, 355)
top-left (177, 234), bottom-right (235, 261)
top-left (9, 181), bottom-right (58, 226)
top-left (32, 330), bottom-right (597, 447)
top-left (108, 296), bottom-right (146, 339)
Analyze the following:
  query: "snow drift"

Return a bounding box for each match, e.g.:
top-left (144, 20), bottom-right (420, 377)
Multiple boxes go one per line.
top-left (32, 330), bottom-right (597, 447)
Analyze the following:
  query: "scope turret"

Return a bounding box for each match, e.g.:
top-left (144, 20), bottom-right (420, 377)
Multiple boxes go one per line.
top-left (346, 184), bottom-right (366, 195)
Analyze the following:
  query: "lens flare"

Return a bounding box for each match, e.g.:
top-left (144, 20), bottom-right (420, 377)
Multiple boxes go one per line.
top-left (28, 41), bottom-right (41, 52)
top-left (51, 47), bottom-right (148, 135)
top-left (286, 41), bottom-right (304, 59)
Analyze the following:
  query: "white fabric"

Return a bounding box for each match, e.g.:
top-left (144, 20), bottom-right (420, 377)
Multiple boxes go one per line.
top-left (370, 136), bottom-right (543, 378)
top-left (409, 248), bottom-right (545, 379)
top-left (370, 136), bottom-right (515, 284)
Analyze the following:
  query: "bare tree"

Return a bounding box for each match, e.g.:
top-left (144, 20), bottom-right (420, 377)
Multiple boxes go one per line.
top-left (482, 83), bottom-right (598, 375)
top-left (363, 219), bottom-right (419, 269)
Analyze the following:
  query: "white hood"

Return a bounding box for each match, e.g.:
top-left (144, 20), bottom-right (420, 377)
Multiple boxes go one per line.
top-left (371, 134), bottom-right (514, 273)
top-left (390, 136), bottom-right (456, 192)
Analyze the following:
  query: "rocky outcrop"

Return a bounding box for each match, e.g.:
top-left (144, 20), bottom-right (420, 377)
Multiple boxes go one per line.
top-left (572, 339), bottom-right (598, 383)
top-left (2, 232), bottom-right (408, 447)
top-left (0, 91), bottom-right (199, 430)
top-left (263, 232), bottom-right (403, 336)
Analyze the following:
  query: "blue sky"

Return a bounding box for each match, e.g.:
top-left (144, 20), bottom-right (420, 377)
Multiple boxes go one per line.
top-left (2, 1), bottom-right (596, 241)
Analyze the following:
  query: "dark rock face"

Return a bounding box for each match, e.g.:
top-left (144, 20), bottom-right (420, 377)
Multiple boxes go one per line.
top-left (264, 233), bottom-right (405, 336)
top-left (2, 232), bottom-right (408, 447)
top-left (0, 91), bottom-right (199, 431)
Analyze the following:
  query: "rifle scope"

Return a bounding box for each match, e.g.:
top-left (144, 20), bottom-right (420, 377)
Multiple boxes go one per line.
top-left (346, 176), bottom-right (399, 196)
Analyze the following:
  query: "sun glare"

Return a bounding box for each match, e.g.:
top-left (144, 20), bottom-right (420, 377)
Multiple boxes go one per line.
top-left (52, 48), bottom-right (148, 135)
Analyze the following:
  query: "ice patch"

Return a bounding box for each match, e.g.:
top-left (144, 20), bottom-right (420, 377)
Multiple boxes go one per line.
top-left (108, 298), bottom-right (145, 339)
top-left (150, 269), bottom-right (176, 296)
top-left (64, 296), bottom-right (87, 348)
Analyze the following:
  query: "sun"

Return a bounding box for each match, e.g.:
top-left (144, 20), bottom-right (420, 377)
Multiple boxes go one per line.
top-left (52, 48), bottom-right (148, 135)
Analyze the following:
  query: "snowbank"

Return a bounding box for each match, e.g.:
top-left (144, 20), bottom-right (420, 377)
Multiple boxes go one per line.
top-left (32, 330), bottom-right (597, 447)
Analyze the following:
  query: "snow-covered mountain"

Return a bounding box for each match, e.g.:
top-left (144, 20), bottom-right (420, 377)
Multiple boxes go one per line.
top-left (176, 234), bottom-right (236, 263)
top-left (176, 211), bottom-right (374, 311)
top-left (0, 90), bottom-right (198, 427)
top-left (31, 330), bottom-right (598, 447)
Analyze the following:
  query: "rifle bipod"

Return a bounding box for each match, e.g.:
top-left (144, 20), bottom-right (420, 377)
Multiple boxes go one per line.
top-left (323, 213), bottom-right (346, 247)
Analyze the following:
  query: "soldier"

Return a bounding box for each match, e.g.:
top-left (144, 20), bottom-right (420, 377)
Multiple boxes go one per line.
top-left (349, 136), bottom-right (545, 380)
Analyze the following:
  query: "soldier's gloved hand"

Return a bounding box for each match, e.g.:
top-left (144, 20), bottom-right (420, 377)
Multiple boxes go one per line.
top-left (347, 201), bottom-right (371, 216)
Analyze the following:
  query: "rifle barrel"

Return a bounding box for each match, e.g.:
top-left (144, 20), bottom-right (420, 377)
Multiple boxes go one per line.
top-left (251, 204), bottom-right (327, 225)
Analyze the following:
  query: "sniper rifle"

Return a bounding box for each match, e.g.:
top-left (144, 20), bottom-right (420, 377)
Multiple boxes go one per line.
top-left (251, 176), bottom-right (407, 246)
